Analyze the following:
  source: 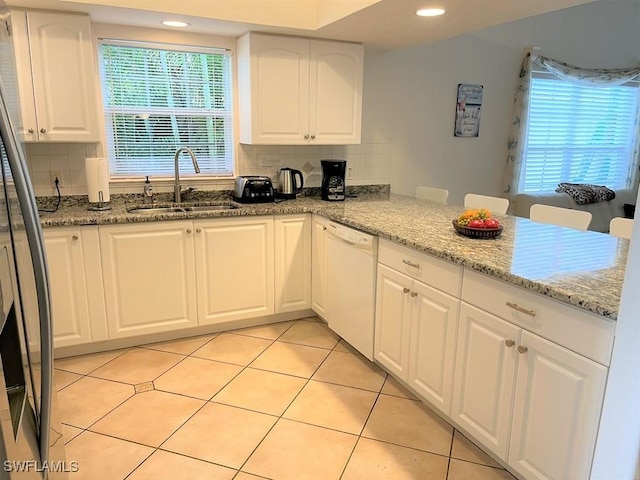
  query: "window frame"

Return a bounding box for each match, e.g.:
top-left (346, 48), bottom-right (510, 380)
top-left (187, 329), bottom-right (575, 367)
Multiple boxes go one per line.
top-left (93, 25), bottom-right (238, 185)
top-left (519, 70), bottom-right (640, 194)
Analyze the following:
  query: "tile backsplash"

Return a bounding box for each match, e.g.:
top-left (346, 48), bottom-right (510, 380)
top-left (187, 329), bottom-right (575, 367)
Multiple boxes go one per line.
top-left (24, 136), bottom-right (391, 197)
top-left (237, 137), bottom-right (392, 188)
top-left (25, 142), bottom-right (99, 197)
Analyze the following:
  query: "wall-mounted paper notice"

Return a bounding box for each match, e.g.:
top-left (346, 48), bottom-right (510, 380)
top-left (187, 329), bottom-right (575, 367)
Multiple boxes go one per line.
top-left (85, 157), bottom-right (110, 203)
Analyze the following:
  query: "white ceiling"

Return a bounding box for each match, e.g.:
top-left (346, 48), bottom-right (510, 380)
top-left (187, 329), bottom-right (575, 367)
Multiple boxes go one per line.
top-left (7, 0), bottom-right (596, 51)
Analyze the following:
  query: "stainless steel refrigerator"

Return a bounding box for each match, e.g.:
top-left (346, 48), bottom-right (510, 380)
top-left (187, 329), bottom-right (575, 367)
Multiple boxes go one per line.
top-left (0, 3), bottom-right (67, 479)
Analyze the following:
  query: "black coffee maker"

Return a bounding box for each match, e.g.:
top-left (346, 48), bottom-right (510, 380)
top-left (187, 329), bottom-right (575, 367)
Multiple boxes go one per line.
top-left (321, 160), bottom-right (346, 201)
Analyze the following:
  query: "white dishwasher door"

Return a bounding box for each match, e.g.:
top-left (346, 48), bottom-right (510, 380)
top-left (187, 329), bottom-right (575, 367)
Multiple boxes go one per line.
top-left (326, 222), bottom-right (378, 360)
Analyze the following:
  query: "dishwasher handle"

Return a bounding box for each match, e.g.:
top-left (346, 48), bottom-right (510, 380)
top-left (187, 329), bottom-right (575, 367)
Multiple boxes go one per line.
top-left (327, 222), bottom-right (376, 251)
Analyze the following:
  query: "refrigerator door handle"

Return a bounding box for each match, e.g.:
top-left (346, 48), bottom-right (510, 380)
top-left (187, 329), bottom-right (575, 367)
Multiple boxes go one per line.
top-left (0, 87), bottom-right (53, 466)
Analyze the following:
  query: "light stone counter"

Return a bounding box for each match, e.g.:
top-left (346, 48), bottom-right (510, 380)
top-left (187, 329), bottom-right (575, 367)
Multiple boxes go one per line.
top-left (37, 191), bottom-right (627, 319)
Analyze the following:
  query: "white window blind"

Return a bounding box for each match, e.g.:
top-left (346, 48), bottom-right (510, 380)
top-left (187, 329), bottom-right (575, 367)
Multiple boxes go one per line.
top-left (520, 75), bottom-right (639, 193)
top-left (98, 41), bottom-right (234, 177)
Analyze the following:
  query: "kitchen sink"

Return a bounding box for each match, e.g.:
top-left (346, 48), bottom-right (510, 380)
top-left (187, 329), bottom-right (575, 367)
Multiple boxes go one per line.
top-left (184, 205), bottom-right (239, 212)
top-left (127, 204), bottom-right (239, 214)
top-left (127, 206), bottom-right (188, 214)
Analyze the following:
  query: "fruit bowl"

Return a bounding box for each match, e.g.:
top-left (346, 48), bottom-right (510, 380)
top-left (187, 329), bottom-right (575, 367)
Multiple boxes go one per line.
top-left (452, 220), bottom-right (503, 239)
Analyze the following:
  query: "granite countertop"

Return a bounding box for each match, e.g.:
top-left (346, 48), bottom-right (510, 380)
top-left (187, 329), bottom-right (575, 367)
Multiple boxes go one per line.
top-left (37, 189), bottom-right (627, 320)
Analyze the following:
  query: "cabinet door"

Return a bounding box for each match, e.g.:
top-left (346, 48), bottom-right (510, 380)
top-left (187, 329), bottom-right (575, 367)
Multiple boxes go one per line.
top-left (408, 281), bottom-right (459, 415)
top-left (452, 302), bottom-right (520, 460)
top-left (311, 215), bottom-right (330, 319)
top-left (275, 214), bottom-right (311, 313)
top-left (238, 33), bottom-right (310, 144)
top-left (195, 216), bottom-right (274, 325)
top-left (508, 331), bottom-right (608, 480)
top-left (43, 227), bottom-right (106, 347)
top-left (100, 222), bottom-right (197, 338)
top-left (26, 11), bottom-right (100, 142)
top-left (309, 40), bottom-right (363, 144)
top-left (374, 264), bottom-right (412, 379)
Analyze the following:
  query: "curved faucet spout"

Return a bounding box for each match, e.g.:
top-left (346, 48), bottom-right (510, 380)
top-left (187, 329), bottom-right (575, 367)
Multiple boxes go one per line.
top-left (174, 147), bottom-right (200, 203)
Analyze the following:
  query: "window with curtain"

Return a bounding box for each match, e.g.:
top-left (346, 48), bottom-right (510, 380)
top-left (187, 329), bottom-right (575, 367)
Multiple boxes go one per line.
top-left (519, 73), bottom-right (639, 193)
top-left (98, 40), bottom-right (234, 178)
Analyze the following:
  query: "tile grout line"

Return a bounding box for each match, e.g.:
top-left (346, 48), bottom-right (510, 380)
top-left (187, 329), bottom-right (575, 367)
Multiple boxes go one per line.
top-left (156, 319), bottom-right (302, 477)
top-left (233, 323), bottom-right (340, 477)
top-left (337, 382), bottom-right (386, 480)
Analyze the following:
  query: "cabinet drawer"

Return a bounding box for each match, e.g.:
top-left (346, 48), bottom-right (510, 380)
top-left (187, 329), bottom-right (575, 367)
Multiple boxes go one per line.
top-left (462, 269), bottom-right (615, 365)
top-left (378, 239), bottom-right (461, 297)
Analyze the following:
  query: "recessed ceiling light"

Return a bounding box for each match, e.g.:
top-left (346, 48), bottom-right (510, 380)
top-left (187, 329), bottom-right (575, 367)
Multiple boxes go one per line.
top-left (162, 20), bottom-right (189, 27)
top-left (416, 8), bottom-right (445, 17)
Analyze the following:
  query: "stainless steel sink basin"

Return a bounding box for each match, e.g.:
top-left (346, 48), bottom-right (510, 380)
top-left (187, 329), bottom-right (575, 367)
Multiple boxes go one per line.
top-left (127, 207), bottom-right (188, 214)
top-left (184, 205), bottom-right (238, 212)
top-left (127, 204), bottom-right (239, 214)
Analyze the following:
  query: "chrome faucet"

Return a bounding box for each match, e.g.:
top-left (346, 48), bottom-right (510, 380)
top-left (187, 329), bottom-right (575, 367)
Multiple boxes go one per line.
top-left (174, 147), bottom-right (200, 203)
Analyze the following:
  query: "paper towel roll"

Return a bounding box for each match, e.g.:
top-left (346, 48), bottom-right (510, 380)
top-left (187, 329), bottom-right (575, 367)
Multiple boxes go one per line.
top-left (85, 157), bottom-right (110, 203)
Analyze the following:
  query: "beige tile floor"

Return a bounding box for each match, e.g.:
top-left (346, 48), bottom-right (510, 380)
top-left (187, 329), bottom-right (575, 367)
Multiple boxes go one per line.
top-left (56, 317), bottom-right (517, 480)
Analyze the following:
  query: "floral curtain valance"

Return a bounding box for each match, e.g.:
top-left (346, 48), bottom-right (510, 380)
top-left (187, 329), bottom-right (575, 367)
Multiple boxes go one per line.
top-left (536, 56), bottom-right (640, 87)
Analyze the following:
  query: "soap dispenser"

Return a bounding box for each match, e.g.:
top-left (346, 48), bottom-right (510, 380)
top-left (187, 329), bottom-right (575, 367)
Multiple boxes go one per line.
top-left (143, 176), bottom-right (153, 203)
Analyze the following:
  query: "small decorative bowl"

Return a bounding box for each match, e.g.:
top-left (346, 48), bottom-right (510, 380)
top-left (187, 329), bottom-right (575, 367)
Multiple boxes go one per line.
top-left (452, 220), bottom-right (503, 239)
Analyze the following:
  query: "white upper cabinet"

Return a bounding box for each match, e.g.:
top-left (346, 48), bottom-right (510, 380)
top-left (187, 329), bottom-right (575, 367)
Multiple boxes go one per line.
top-left (237, 32), bottom-right (363, 145)
top-left (10, 10), bottom-right (100, 142)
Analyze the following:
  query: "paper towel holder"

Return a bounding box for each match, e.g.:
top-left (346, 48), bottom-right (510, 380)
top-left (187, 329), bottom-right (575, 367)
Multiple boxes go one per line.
top-left (87, 191), bottom-right (112, 211)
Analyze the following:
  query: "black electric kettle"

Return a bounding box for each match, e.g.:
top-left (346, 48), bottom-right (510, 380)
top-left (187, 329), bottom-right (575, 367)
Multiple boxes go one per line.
top-left (276, 167), bottom-right (304, 199)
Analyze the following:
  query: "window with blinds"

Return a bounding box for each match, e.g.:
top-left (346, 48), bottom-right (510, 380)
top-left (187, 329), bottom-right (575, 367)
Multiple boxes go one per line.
top-left (98, 41), bottom-right (234, 178)
top-left (520, 74), bottom-right (640, 193)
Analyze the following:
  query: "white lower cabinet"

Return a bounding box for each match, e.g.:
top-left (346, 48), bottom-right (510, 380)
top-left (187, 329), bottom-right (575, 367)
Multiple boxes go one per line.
top-left (16, 226), bottom-right (106, 349)
top-left (275, 214), bottom-right (311, 314)
top-left (452, 303), bottom-right (520, 459)
top-left (99, 221), bottom-right (198, 338)
top-left (194, 216), bottom-right (274, 325)
top-left (311, 214), bottom-right (330, 319)
top-left (452, 302), bottom-right (608, 479)
top-left (374, 263), bottom-right (459, 415)
top-left (44, 227), bottom-right (107, 346)
top-left (508, 331), bottom-right (608, 480)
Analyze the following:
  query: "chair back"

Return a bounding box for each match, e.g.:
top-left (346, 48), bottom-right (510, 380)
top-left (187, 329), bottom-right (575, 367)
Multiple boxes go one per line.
top-left (529, 204), bottom-right (592, 230)
top-left (609, 217), bottom-right (633, 239)
top-left (464, 193), bottom-right (509, 214)
top-left (415, 186), bottom-right (449, 204)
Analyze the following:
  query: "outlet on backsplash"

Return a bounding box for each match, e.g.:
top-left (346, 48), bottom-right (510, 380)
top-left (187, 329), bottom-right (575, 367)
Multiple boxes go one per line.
top-left (50, 171), bottom-right (63, 187)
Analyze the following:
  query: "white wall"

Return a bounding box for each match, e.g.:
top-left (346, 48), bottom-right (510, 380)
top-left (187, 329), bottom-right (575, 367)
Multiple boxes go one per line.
top-left (364, 0), bottom-right (640, 206)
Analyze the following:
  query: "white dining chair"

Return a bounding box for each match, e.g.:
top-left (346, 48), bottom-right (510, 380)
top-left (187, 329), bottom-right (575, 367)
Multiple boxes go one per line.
top-left (529, 204), bottom-right (592, 231)
top-left (464, 193), bottom-right (509, 214)
top-left (609, 217), bottom-right (633, 239)
top-left (415, 186), bottom-right (449, 204)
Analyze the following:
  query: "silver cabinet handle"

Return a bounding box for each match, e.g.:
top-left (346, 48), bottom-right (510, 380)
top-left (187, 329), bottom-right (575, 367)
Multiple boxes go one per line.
top-left (517, 345), bottom-right (529, 354)
top-left (506, 301), bottom-right (536, 317)
top-left (410, 291), bottom-right (418, 297)
top-left (71, 235), bottom-right (78, 241)
top-left (28, 128), bottom-right (34, 133)
top-left (402, 259), bottom-right (420, 268)
top-left (304, 134), bottom-right (310, 139)
top-left (403, 287), bottom-right (410, 294)
top-left (505, 339), bottom-right (515, 347)
top-left (310, 134), bottom-right (316, 139)
top-left (40, 128), bottom-right (47, 134)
